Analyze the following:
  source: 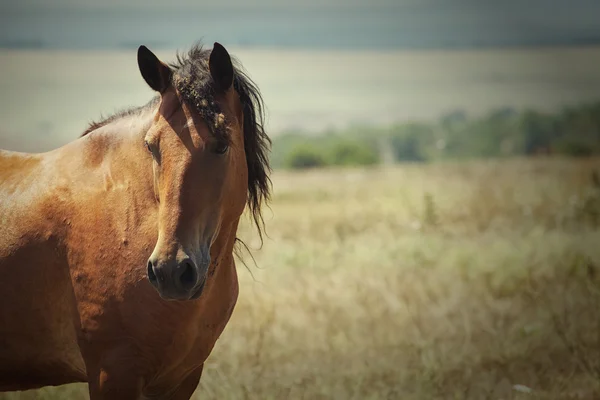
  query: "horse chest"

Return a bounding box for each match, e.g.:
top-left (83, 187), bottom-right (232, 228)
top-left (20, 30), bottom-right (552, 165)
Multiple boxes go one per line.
top-left (140, 272), bottom-right (237, 365)
top-left (169, 292), bottom-right (236, 362)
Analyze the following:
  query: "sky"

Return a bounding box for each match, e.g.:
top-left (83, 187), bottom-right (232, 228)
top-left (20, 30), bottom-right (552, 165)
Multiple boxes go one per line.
top-left (1, 0), bottom-right (599, 52)
top-left (1, 0), bottom-right (595, 9)
top-left (1, 0), bottom-right (413, 8)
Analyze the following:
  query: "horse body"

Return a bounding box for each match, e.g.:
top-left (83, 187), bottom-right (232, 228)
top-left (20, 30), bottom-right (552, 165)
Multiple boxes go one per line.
top-left (0, 147), bottom-right (88, 388)
top-left (0, 42), bottom-right (269, 399)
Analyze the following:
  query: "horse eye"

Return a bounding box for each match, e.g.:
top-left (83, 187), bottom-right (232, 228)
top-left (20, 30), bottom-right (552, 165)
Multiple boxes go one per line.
top-left (213, 142), bottom-right (229, 155)
top-left (145, 141), bottom-right (152, 153)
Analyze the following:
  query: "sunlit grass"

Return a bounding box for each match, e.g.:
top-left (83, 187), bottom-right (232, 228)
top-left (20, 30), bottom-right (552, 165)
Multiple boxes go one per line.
top-left (4, 157), bottom-right (600, 399)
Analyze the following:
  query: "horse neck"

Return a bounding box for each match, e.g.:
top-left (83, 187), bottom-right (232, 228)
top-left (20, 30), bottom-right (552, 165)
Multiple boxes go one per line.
top-left (81, 107), bottom-right (155, 177)
top-left (59, 106), bottom-right (158, 217)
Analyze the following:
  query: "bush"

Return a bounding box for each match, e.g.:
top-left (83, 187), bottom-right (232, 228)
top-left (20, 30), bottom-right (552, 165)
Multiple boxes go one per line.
top-left (388, 124), bottom-right (431, 162)
top-left (555, 139), bottom-right (595, 157)
top-left (283, 144), bottom-right (328, 170)
top-left (327, 140), bottom-right (380, 166)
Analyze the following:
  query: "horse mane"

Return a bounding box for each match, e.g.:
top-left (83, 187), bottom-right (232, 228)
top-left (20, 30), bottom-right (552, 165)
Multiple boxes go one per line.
top-left (81, 42), bottom-right (271, 242)
top-left (81, 97), bottom-right (160, 137)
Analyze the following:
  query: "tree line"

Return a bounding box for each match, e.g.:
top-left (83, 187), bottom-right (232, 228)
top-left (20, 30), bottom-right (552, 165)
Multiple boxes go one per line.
top-left (271, 101), bottom-right (600, 169)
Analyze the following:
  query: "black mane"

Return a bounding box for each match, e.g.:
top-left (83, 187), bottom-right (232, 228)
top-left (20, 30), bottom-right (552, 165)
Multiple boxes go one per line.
top-left (81, 42), bottom-right (271, 240)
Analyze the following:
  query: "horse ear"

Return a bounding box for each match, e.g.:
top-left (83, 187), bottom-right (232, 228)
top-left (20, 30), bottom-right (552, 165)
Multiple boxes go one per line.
top-left (137, 45), bottom-right (172, 93)
top-left (209, 42), bottom-right (234, 92)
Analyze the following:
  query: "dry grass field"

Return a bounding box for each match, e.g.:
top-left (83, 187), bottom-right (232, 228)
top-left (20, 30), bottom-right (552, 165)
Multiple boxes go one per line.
top-left (3, 157), bottom-right (600, 399)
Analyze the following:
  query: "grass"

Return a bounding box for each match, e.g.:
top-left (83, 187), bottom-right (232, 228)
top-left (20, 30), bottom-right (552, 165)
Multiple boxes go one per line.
top-left (3, 156), bottom-right (600, 399)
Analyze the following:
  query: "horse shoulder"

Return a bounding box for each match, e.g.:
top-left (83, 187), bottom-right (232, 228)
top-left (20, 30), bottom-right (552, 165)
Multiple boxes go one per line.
top-left (0, 150), bottom-right (87, 389)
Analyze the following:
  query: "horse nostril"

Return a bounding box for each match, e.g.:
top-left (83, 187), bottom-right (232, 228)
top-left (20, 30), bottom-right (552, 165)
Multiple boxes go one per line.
top-left (147, 260), bottom-right (157, 285)
top-left (178, 260), bottom-right (197, 290)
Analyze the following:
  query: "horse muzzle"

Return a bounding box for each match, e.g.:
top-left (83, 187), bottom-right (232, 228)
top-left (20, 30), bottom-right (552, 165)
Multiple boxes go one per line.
top-left (147, 254), bottom-right (208, 301)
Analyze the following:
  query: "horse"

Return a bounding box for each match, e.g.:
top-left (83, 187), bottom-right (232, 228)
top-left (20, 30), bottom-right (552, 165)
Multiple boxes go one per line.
top-left (0, 41), bottom-right (271, 399)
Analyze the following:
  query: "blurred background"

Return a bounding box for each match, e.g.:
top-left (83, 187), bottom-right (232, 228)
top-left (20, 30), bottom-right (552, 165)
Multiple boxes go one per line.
top-left (2, 0), bottom-right (600, 399)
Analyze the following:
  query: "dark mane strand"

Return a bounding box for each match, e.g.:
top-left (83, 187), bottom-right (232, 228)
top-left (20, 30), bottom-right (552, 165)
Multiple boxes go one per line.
top-left (231, 57), bottom-right (272, 243)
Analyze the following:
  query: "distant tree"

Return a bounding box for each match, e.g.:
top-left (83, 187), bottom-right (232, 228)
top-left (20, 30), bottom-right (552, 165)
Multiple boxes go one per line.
top-left (327, 140), bottom-right (380, 166)
top-left (284, 145), bottom-right (328, 169)
top-left (439, 110), bottom-right (468, 130)
top-left (518, 111), bottom-right (557, 155)
top-left (388, 123), bottom-right (430, 162)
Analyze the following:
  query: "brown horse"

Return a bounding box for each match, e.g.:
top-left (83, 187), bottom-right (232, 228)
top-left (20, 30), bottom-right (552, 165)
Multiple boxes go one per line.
top-left (0, 41), bottom-right (271, 399)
